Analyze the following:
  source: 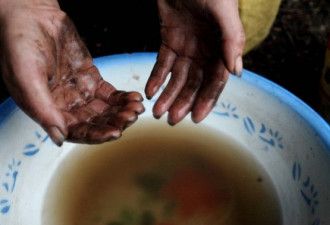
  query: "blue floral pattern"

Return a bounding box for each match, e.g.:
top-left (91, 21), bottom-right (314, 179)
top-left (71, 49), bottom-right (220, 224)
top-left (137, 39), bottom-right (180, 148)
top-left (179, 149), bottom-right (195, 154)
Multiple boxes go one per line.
top-left (213, 101), bottom-right (239, 119)
top-left (0, 159), bottom-right (21, 214)
top-left (0, 130), bottom-right (52, 219)
top-left (23, 131), bottom-right (50, 156)
top-left (243, 116), bottom-right (284, 151)
top-left (292, 162), bottom-right (320, 224)
top-left (213, 100), bottom-right (284, 152)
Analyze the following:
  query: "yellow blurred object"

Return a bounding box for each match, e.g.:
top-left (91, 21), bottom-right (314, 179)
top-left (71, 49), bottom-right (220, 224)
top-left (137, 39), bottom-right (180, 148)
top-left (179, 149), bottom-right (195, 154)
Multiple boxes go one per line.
top-left (239, 0), bottom-right (282, 54)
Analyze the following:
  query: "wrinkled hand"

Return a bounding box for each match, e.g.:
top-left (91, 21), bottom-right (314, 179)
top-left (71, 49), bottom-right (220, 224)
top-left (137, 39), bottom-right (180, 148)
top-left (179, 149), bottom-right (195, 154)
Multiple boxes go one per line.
top-left (145, 0), bottom-right (245, 125)
top-left (0, 1), bottom-right (144, 145)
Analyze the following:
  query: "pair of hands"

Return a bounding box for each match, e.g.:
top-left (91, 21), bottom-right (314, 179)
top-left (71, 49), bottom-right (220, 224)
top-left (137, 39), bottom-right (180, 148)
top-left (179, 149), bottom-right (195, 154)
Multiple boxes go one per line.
top-left (0, 0), bottom-right (245, 146)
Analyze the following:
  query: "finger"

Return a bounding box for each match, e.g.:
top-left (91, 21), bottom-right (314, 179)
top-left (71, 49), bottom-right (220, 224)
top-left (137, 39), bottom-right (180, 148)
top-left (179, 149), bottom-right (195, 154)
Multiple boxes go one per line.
top-left (152, 57), bottom-right (192, 118)
top-left (67, 123), bottom-right (121, 144)
top-left (69, 99), bottom-right (110, 122)
top-left (70, 106), bottom-right (98, 123)
top-left (107, 110), bottom-right (138, 131)
top-left (123, 101), bottom-right (145, 115)
top-left (91, 102), bottom-right (144, 125)
top-left (167, 63), bottom-right (203, 125)
top-left (95, 81), bottom-right (143, 104)
top-left (207, 0), bottom-right (245, 76)
top-left (191, 62), bottom-right (229, 123)
top-left (69, 97), bottom-right (142, 132)
top-left (95, 80), bottom-right (117, 102)
top-left (0, 32), bottom-right (69, 146)
top-left (85, 99), bottom-right (110, 114)
top-left (107, 91), bottom-right (143, 105)
top-left (145, 44), bottom-right (176, 99)
top-left (4, 69), bottom-right (67, 147)
top-left (20, 85), bottom-right (67, 146)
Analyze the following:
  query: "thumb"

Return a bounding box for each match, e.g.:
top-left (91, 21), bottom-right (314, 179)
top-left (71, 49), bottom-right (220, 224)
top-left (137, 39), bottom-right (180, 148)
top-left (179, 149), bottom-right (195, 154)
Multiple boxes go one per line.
top-left (207, 0), bottom-right (245, 76)
top-left (5, 69), bottom-right (68, 146)
top-left (0, 20), bottom-right (68, 146)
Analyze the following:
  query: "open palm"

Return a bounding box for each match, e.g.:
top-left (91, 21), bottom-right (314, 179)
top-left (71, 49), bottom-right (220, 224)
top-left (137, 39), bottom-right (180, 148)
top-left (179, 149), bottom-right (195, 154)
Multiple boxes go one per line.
top-left (0, 4), bottom-right (144, 145)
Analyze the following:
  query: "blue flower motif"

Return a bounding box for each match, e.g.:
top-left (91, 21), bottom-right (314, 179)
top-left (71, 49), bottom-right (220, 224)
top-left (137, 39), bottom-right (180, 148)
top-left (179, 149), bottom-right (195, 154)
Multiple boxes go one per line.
top-left (243, 117), bottom-right (284, 151)
top-left (258, 124), bottom-right (284, 151)
top-left (0, 131), bottom-right (52, 219)
top-left (213, 101), bottom-right (239, 119)
top-left (243, 117), bottom-right (255, 135)
top-left (23, 131), bottom-right (50, 156)
top-left (292, 161), bottom-right (302, 181)
top-left (0, 199), bottom-right (10, 214)
top-left (1, 159), bottom-right (21, 214)
top-left (301, 177), bottom-right (319, 215)
top-left (292, 162), bottom-right (320, 217)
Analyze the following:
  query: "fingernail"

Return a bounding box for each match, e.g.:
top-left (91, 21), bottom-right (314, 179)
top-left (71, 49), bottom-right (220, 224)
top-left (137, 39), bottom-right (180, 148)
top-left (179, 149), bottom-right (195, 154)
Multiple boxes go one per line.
top-left (47, 126), bottom-right (65, 147)
top-left (233, 56), bottom-right (243, 77)
top-left (167, 119), bottom-right (175, 126)
top-left (112, 130), bottom-right (121, 139)
top-left (154, 114), bottom-right (161, 119)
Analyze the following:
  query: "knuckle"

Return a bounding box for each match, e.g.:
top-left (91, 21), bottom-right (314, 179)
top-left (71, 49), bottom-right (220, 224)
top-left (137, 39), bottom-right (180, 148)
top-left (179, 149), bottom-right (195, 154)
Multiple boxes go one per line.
top-left (223, 28), bottom-right (246, 48)
top-left (237, 31), bottom-right (246, 47)
top-left (156, 60), bottom-right (167, 70)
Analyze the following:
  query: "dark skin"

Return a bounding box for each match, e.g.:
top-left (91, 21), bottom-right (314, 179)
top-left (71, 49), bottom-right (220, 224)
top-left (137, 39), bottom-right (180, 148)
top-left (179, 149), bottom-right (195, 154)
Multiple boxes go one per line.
top-left (0, 0), bottom-right (244, 145)
top-left (0, 1), bottom-right (144, 145)
top-left (146, 0), bottom-right (245, 124)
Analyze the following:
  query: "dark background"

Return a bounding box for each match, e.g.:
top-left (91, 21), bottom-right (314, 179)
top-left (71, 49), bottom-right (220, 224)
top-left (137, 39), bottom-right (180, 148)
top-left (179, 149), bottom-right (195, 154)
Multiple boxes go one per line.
top-left (0, 0), bottom-right (329, 120)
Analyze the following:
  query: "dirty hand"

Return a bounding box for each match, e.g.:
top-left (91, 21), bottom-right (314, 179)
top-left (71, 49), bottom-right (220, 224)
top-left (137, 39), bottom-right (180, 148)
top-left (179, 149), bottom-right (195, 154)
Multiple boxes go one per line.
top-left (0, 0), bottom-right (144, 145)
top-left (145, 0), bottom-right (245, 125)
